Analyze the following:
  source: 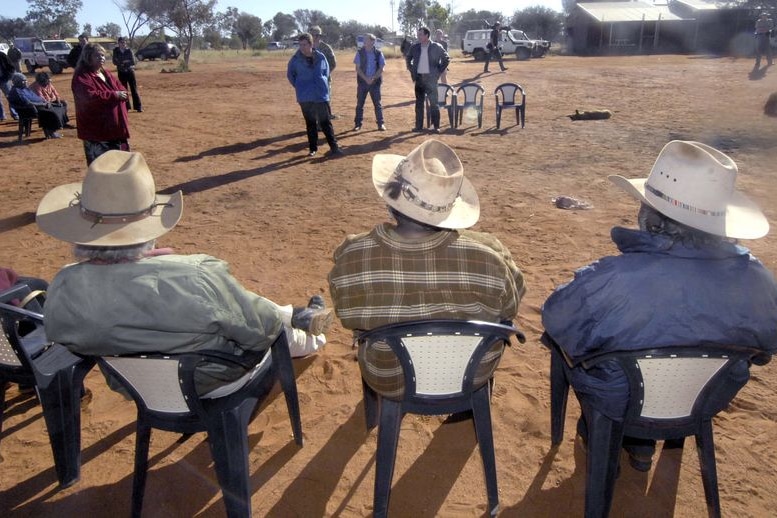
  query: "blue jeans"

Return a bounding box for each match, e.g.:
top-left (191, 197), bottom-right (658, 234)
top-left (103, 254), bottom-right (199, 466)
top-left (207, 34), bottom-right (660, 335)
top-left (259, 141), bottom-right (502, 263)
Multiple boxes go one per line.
top-left (0, 79), bottom-right (18, 119)
top-left (355, 79), bottom-right (384, 126)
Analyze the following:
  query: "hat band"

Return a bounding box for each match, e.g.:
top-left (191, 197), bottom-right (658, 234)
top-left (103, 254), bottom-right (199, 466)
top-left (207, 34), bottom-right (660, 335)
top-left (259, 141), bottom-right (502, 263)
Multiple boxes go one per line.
top-left (645, 183), bottom-right (725, 217)
top-left (401, 182), bottom-right (457, 213)
top-left (75, 196), bottom-right (171, 227)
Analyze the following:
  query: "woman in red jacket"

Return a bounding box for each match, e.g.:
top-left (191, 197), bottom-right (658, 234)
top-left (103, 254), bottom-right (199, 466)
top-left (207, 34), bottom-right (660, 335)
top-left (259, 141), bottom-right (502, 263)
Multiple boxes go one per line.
top-left (71, 43), bottom-right (130, 165)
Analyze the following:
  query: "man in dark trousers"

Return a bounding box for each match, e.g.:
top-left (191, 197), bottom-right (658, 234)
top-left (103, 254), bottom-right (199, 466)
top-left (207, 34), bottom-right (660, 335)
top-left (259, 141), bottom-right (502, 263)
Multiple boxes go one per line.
top-left (67, 34), bottom-right (89, 68)
top-left (112, 37), bottom-right (142, 112)
top-left (405, 26), bottom-right (450, 133)
top-left (483, 21), bottom-right (508, 73)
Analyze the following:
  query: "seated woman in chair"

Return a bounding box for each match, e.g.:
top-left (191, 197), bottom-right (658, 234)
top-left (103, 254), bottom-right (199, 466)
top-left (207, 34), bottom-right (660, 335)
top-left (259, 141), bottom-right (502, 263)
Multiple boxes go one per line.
top-left (8, 73), bottom-right (67, 139)
top-left (29, 72), bottom-right (71, 128)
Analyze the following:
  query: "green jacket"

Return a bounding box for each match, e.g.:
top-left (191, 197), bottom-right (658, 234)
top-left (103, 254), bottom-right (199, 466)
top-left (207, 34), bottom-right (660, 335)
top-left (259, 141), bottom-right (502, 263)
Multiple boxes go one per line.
top-left (45, 254), bottom-right (283, 393)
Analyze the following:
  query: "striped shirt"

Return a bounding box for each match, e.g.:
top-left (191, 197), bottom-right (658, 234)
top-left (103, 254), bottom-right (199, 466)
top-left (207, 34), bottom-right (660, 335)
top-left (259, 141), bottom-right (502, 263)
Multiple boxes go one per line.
top-left (328, 223), bottom-right (525, 330)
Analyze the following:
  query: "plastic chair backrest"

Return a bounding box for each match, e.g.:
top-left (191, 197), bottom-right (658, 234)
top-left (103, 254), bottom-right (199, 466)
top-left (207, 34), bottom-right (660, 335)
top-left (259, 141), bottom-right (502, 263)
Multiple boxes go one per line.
top-left (402, 333), bottom-right (484, 395)
top-left (495, 83), bottom-right (522, 106)
top-left (637, 356), bottom-right (728, 419)
top-left (457, 83), bottom-right (484, 105)
top-left (437, 83), bottom-right (455, 106)
top-left (102, 356), bottom-right (189, 413)
top-left (0, 320), bottom-right (24, 367)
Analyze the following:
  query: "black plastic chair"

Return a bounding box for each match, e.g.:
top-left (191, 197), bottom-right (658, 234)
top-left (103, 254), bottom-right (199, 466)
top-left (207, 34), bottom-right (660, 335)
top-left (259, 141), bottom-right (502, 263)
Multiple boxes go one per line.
top-left (9, 102), bottom-right (36, 142)
top-left (357, 319), bottom-right (525, 517)
top-left (455, 83), bottom-right (485, 129)
top-left (0, 284), bottom-right (94, 488)
top-left (96, 330), bottom-right (303, 518)
top-left (546, 335), bottom-right (771, 518)
top-left (426, 83), bottom-right (457, 129)
top-left (494, 83), bottom-right (526, 129)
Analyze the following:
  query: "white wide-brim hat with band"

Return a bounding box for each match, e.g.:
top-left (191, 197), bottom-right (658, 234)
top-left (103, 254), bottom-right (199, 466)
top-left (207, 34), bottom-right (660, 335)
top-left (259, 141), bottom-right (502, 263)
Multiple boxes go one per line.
top-left (372, 139), bottom-right (480, 229)
top-left (609, 140), bottom-right (768, 239)
top-left (36, 150), bottom-right (183, 246)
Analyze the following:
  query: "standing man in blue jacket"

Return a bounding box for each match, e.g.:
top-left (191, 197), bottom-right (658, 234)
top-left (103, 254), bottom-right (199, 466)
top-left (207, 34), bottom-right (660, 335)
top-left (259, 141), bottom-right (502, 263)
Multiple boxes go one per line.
top-left (542, 140), bottom-right (777, 472)
top-left (287, 32), bottom-right (342, 158)
top-left (405, 26), bottom-right (450, 133)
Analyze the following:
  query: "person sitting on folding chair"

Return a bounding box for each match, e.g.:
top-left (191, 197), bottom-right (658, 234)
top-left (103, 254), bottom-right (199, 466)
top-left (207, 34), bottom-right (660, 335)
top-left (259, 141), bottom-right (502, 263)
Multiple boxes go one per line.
top-left (542, 140), bottom-right (777, 471)
top-left (8, 73), bottom-right (67, 139)
top-left (36, 150), bottom-right (333, 395)
top-left (328, 139), bottom-right (526, 332)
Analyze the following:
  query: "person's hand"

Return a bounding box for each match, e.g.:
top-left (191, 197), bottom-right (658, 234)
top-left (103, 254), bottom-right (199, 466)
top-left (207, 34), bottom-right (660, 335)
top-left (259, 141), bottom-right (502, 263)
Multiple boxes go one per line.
top-left (116, 91), bottom-right (128, 100)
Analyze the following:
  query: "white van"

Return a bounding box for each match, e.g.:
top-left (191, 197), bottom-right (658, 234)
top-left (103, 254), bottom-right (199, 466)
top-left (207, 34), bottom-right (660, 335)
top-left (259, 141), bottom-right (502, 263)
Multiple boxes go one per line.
top-left (13, 37), bottom-right (72, 74)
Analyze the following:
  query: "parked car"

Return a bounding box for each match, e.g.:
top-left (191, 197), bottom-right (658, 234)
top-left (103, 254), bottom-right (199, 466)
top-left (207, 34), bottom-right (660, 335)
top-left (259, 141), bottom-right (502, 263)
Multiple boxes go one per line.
top-left (13, 37), bottom-right (72, 74)
top-left (136, 41), bottom-right (180, 61)
top-left (461, 29), bottom-right (550, 61)
top-left (267, 41), bottom-right (286, 50)
top-left (355, 35), bottom-right (394, 50)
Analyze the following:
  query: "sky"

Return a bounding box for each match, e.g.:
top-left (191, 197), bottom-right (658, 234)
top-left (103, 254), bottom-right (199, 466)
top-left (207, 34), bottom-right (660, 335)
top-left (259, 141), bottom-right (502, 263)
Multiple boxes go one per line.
top-left (3, 0), bottom-right (564, 36)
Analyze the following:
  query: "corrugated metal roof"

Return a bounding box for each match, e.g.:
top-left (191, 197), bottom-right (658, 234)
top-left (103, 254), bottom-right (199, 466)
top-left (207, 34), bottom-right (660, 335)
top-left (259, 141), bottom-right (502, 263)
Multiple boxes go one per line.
top-left (577, 1), bottom-right (686, 22)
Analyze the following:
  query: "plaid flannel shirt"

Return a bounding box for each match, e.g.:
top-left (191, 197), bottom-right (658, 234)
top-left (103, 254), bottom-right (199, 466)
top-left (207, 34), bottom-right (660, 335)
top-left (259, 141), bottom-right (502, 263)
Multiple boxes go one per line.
top-left (328, 223), bottom-right (525, 331)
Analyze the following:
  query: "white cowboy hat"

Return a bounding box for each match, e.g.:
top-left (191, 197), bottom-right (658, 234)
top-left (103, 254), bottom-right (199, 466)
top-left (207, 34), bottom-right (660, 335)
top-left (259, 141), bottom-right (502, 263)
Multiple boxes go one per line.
top-left (36, 150), bottom-right (183, 246)
top-left (609, 140), bottom-right (768, 239)
top-left (372, 139), bottom-right (480, 229)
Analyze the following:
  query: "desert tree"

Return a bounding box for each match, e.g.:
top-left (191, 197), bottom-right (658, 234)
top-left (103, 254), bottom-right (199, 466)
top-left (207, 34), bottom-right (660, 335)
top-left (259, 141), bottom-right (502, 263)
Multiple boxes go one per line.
top-left (271, 12), bottom-right (297, 41)
top-left (510, 6), bottom-right (565, 40)
top-left (25, 0), bottom-right (82, 38)
top-left (233, 12), bottom-right (263, 50)
top-left (146, 0), bottom-right (218, 66)
top-left (0, 17), bottom-right (33, 40)
top-left (96, 22), bottom-right (123, 38)
top-left (449, 10), bottom-right (505, 36)
top-left (114, 0), bottom-right (155, 46)
top-left (397, 0), bottom-right (427, 35)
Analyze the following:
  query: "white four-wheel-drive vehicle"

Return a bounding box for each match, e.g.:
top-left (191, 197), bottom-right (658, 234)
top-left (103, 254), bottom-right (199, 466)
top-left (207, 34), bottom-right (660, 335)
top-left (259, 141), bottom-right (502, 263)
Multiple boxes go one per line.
top-left (14, 37), bottom-right (72, 74)
top-left (461, 29), bottom-right (550, 61)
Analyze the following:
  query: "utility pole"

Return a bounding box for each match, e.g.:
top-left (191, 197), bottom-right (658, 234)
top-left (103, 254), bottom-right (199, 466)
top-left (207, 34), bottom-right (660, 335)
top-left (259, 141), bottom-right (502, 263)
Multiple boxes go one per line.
top-left (390, 0), bottom-right (395, 33)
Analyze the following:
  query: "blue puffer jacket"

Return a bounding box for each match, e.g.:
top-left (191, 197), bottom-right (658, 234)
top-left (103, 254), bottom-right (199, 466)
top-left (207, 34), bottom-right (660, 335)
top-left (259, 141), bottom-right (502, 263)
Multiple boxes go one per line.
top-left (287, 49), bottom-right (330, 103)
top-left (542, 226), bottom-right (777, 419)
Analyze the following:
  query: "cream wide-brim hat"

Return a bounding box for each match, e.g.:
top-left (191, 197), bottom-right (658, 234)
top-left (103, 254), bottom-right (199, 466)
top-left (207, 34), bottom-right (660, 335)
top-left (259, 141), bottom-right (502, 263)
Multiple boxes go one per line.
top-left (36, 150), bottom-right (183, 246)
top-left (372, 139), bottom-right (480, 229)
top-left (609, 140), bottom-right (768, 239)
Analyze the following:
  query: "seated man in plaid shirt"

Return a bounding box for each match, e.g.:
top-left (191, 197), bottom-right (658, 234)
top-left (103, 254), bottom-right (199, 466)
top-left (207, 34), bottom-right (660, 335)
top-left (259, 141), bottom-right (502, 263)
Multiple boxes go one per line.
top-left (328, 139), bottom-right (525, 332)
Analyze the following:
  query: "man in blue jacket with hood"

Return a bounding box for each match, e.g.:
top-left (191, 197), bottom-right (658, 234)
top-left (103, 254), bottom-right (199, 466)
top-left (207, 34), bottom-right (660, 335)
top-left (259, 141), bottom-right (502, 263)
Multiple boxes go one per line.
top-left (542, 140), bottom-right (777, 472)
top-left (287, 32), bottom-right (342, 158)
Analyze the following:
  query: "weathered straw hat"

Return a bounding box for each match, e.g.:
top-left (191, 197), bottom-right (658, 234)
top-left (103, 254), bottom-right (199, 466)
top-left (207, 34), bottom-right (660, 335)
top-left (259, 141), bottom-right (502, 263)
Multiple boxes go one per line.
top-left (609, 140), bottom-right (768, 239)
top-left (372, 140), bottom-right (480, 229)
top-left (36, 150), bottom-right (183, 246)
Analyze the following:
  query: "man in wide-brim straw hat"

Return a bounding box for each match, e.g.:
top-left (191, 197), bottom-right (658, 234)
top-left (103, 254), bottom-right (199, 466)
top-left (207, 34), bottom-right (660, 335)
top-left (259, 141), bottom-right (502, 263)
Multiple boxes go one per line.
top-left (542, 140), bottom-right (777, 472)
top-left (37, 150), bottom-right (333, 394)
top-left (328, 139), bottom-right (526, 332)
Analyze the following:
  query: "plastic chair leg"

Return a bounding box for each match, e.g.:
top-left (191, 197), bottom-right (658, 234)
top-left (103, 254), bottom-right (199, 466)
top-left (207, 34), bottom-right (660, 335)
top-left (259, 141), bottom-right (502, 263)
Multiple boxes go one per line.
top-left (472, 385), bottom-right (499, 516)
top-left (34, 346), bottom-right (94, 487)
top-left (131, 423), bottom-right (152, 518)
top-left (272, 338), bottom-right (303, 446)
top-left (550, 346), bottom-right (569, 445)
top-left (362, 378), bottom-right (379, 430)
top-left (374, 399), bottom-right (402, 518)
top-left (496, 107), bottom-right (502, 129)
top-left (207, 408), bottom-right (253, 518)
top-left (696, 421), bottom-right (721, 518)
top-left (583, 408), bottom-right (623, 518)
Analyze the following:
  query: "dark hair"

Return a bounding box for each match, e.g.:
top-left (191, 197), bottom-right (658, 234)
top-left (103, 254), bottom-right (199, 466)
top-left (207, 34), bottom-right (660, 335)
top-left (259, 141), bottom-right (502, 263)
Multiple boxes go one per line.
top-left (418, 26), bottom-right (430, 37)
top-left (388, 206), bottom-right (442, 231)
top-left (117, 37), bottom-right (126, 43)
top-left (637, 204), bottom-right (727, 247)
top-left (298, 33), bottom-right (312, 44)
top-left (35, 71), bottom-right (50, 85)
